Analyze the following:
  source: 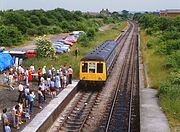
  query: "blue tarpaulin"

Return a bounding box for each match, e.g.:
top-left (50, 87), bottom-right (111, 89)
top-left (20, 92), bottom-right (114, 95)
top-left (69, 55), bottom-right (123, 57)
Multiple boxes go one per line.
top-left (0, 53), bottom-right (14, 71)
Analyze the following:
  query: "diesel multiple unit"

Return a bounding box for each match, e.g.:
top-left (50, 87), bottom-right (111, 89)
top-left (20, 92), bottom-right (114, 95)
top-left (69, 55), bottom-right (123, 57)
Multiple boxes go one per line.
top-left (80, 40), bottom-right (119, 82)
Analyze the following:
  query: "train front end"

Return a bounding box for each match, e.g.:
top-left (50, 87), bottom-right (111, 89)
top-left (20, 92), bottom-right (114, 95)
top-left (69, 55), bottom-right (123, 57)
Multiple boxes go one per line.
top-left (80, 61), bottom-right (106, 82)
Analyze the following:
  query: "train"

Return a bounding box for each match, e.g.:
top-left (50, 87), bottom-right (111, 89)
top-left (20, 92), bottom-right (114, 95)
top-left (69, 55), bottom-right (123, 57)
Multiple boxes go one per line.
top-left (79, 40), bottom-right (119, 83)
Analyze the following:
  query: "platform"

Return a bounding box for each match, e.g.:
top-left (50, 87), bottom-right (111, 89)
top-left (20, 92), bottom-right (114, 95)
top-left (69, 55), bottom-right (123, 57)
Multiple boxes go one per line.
top-left (139, 64), bottom-right (170, 132)
top-left (22, 80), bottom-right (79, 132)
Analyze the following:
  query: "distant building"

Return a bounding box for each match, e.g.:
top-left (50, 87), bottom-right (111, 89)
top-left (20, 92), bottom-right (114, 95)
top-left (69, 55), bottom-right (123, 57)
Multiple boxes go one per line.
top-left (100, 9), bottom-right (110, 16)
top-left (160, 9), bottom-right (180, 17)
top-left (86, 12), bottom-right (99, 16)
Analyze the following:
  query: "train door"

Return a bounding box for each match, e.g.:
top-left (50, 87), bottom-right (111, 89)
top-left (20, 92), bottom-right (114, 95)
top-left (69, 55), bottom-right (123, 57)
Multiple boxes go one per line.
top-left (88, 62), bottom-right (96, 80)
top-left (80, 62), bottom-right (88, 80)
top-left (96, 62), bottom-right (106, 81)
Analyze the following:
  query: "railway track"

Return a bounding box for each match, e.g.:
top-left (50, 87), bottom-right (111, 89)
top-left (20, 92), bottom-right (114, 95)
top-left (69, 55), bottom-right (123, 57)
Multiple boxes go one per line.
top-left (97, 21), bottom-right (139, 132)
top-left (48, 21), bottom-right (139, 132)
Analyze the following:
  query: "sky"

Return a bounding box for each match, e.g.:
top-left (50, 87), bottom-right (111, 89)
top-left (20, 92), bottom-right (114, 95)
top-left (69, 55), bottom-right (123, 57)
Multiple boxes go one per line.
top-left (0, 0), bottom-right (180, 12)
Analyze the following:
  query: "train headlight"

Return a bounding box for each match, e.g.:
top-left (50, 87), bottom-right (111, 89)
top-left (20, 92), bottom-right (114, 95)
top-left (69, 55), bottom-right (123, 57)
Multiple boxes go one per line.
top-left (98, 77), bottom-right (102, 80)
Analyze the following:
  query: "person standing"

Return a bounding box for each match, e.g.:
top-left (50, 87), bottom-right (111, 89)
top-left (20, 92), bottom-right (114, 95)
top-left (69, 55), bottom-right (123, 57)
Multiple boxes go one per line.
top-left (38, 88), bottom-right (44, 109)
top-left (75, 47), bottom-right (79, 57)
top-left (1, 108), bottom-right (9, 132)
top-left (11, 106), bottom-right (16, 128)
top-left (28, 91), bottom-right (35, 115)
top-left (25, 68), bottom-right (29, 86)
top-left (55, 73), bottom-right (61, 91)
top-left (59, 69), bottom-right (63, 88)
top-left (1, 72), bottom-right (7, 85)
top-left (61, 65), bottom-right (66, 76)
top-left (8, 73), bottom-right (14, 90)
top-left (17, 83), bottom-right (24, 103)
top-left (67, 65), bottom-right (73, 84)
top-left (37, 68), bottom-right (42, 86)
top-left (39, 82), bottom-right (46, 101)
top-left (50, 65), bottom-right (55, 79)
top-left (30, 64), bottom-right (35, 72)
top-left (42, 66), bottom-right (46, 79)
top-left (49, 79), bottom-right (56, 98)
top-left (48, 69), bottom-right (52, 79)
top-left (4, 122), bottom-right (11, 132)
top-left (15, 105), bottom-right (20, 129)
top-left (63, 75), bottom-right (67, 88)
top-left (24, 85), bottom-right (30, 108)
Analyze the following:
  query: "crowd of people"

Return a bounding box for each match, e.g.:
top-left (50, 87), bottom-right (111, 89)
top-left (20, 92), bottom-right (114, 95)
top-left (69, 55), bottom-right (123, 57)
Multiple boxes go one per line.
top-left (1, 64), bottom-right (73, 131)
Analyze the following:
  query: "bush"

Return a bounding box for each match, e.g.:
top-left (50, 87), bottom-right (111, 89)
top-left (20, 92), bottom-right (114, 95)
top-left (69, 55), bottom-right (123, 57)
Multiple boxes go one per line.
top-left (35, 36), bottom-right (56, 58)
top-left (87, 28), bottom-right (96, 39)
top-left (78, 34), bottom-right (89, 47)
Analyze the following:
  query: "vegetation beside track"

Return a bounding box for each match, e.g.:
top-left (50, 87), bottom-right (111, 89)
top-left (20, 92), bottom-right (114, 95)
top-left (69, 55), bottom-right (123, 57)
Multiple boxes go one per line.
top-left (0, 8), bottom-right (121, 46)
top-left (23, 22), bottom-right (127, 79)
top-left (135, 13), bottom-right (180, 130)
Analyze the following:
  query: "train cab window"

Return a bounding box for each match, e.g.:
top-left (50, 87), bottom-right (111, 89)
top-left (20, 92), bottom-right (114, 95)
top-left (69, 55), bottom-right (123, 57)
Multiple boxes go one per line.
top-left (82, 63), bottom-right (88, 72)
top-left (89, 63), bottom-right (95, 73)
top-left (97, 63), bottom-right (103, 73)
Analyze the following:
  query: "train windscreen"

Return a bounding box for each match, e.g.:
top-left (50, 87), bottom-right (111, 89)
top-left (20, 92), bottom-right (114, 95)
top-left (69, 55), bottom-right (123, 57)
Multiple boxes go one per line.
top-left (97, 63), bottom-right (103, 73)
top-left (89, 63), bottom-right (95, 73)
top-left (82, 63), bottom-right (88, 72)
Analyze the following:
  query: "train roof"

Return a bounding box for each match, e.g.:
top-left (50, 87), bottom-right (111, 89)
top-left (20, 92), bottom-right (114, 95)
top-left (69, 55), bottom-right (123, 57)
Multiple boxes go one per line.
top-left (81, 40), bottom-right (118, 61)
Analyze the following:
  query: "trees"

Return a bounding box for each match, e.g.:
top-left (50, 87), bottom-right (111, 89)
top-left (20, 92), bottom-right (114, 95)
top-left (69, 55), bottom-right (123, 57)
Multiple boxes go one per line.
top-left (0, 8), bottom-right (121, 46)
top-left (3, 12), bottom-right (32, 34)
top-left (30, 15), bottom-right (41, 26)
top-left (0, 25), bottom-right (23, 46)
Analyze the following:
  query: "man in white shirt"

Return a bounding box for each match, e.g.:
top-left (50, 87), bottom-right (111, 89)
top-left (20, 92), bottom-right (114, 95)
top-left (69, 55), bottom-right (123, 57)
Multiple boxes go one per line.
top-left (42, 66), bottom-right (46, 78)
top-left (8, 73), bottom-right (14, 90)
top-left (30, 64), bottom-right (35, 72)
top-left (67, 65), bottom-right (73, 84)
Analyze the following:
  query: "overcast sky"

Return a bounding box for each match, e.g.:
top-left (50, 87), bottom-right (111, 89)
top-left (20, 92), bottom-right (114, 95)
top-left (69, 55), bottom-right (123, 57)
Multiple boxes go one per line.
top-left (0, 0), bottom-right (180, 12)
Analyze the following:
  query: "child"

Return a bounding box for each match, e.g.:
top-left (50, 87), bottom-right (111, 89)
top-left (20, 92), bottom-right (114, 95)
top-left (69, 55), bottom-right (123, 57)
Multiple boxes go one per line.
top-left (22, 109), bottom-right (30, 122)
top-left (15, 105), bottom-right (20, 129)
top-left (18, 101), bottom-right (24, 125)
top-left (25, 109), bottom-right (30, 122)
top-left (4, 122), bottom-right (11, 132)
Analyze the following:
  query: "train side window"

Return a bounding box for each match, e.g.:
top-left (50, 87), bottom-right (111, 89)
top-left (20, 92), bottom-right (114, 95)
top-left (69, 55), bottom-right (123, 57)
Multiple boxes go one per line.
top-left (89, 63), bottom-right (95, 73)
top-left (82, 63), bottom-right (88, 72)
top-left (97, 63), bottom-right (103, 73)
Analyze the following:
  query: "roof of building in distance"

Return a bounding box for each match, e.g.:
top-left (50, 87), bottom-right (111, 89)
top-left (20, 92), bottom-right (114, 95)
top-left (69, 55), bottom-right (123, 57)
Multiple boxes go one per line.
top-left (160, 9), bottom-right (180, 13)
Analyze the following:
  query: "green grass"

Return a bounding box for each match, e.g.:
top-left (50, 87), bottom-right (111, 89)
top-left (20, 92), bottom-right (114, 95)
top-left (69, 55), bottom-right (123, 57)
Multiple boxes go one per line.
top-left (160, 96), bottom-right (180, 130)
top-left (140, 31), bottom-right (169, 89)
top-left (23, 22), bottom-right (127, 79)
top-left (140, 31), bottom-right (180, 130)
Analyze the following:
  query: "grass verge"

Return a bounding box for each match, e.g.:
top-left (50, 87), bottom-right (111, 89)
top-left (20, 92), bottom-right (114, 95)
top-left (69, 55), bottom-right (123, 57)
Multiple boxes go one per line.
top-left (140, 31), bottom-right (180, 130)
top-left (140, 31), bottom-right (169, 89)
top-left (23, 22), bottom-right (127, 79)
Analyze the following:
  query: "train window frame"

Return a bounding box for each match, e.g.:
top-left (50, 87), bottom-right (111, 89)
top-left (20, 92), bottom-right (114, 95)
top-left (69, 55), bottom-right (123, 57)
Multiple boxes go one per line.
top-left (89, 62), bottom-right (96, 73)
top-left (97, 63), bottom-right (103, 73)
top-left (82, 62), bottom-right (88, 73)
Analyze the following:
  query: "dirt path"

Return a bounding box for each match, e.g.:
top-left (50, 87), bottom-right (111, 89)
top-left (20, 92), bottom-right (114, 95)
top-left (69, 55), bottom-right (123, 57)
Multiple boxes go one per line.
top-left (98, 25), bottom-right (111, 31)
